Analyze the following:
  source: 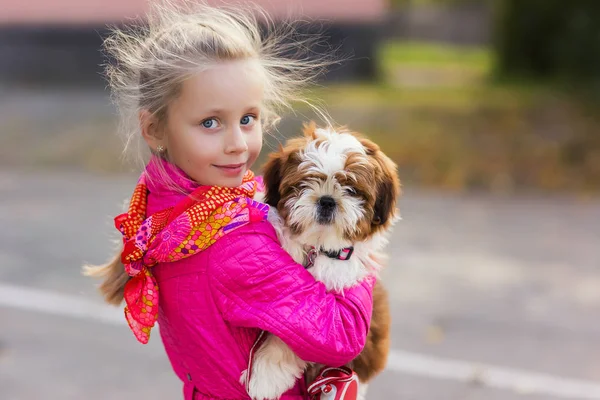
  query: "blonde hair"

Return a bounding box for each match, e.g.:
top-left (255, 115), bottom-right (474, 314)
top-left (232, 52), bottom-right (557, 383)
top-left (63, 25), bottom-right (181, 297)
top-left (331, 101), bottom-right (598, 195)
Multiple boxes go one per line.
top-left (85, 0), bottom-right (334, 304)
top-left (109, 0), bottom-right (331, 170)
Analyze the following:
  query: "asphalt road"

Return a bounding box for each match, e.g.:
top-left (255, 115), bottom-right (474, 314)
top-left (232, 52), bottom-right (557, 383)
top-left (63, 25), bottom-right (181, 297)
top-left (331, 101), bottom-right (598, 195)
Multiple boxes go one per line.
top-left (1, 170), bottom-right (599, 400)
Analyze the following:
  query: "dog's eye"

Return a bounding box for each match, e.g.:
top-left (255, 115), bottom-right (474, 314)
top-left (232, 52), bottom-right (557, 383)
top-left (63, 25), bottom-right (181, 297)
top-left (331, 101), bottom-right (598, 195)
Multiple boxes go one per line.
top-left (344, 187), bottom-right (358, 196)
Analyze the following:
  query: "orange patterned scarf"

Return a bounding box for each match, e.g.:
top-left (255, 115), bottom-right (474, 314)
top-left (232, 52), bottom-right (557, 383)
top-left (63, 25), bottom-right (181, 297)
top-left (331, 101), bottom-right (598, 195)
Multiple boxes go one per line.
top-left (115, 166), bottom-right (268, 343)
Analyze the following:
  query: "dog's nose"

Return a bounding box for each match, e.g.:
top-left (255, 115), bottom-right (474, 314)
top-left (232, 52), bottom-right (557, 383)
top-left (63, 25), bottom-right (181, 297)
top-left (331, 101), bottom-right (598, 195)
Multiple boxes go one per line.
top-left (317, 196), bottom-right (336, 224)
top-left (318, 196), bottom-right (336, 209)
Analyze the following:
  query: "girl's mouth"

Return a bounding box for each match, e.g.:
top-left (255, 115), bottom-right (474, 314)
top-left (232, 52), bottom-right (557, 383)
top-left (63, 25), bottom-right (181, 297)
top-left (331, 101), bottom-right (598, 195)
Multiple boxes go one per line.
top-left (213, 163), bottom-right (246, 176)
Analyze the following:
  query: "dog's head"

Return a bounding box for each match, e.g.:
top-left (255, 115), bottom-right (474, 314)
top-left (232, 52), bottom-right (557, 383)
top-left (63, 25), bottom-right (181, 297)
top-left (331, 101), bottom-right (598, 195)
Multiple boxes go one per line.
top-left (262, 122), bottom-right (400, 247)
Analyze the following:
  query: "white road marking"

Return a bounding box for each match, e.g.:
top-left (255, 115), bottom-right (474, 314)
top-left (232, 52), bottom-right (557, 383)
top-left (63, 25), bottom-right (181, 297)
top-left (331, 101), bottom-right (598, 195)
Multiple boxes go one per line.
top-left (2, 282), bottom-right (600, 399)
top-left (0, 282), bottom-right (123, 325)
top-left (387, 350), bottom-right (600, 399)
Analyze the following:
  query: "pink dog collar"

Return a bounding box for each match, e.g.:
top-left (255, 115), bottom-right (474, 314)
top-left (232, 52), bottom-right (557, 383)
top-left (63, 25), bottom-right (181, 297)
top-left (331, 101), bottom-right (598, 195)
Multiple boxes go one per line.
top-left (305, 246), bottom-right (354, 268)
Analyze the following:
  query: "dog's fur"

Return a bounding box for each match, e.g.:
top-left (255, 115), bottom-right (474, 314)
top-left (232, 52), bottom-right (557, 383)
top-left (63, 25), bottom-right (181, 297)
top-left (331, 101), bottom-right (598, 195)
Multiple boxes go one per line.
top-left (243, 123), bottom-right (400, 400)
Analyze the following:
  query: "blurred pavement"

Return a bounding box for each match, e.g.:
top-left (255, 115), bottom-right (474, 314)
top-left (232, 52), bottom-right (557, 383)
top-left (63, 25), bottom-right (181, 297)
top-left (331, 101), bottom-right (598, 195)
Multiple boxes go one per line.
top-left (1, 170), bottom-right (600, 399)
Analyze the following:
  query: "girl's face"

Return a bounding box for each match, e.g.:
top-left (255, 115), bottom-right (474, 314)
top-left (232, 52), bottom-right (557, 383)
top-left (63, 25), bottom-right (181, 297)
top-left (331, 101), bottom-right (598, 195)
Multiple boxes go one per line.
top-left (163, 60), bottom-right (264, 187)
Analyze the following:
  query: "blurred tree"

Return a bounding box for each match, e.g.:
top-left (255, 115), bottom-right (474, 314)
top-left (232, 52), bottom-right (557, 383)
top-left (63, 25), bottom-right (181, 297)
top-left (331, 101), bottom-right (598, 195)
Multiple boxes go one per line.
top-left (494, 0), bottom-right (600, 82)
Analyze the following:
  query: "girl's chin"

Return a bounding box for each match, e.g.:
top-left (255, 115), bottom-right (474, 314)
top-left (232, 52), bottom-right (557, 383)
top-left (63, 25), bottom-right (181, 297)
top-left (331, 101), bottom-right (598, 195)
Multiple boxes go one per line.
top-left (196, 176), bottom-right (245, 188)
top-left (190, 165), bottom-right (252, 187)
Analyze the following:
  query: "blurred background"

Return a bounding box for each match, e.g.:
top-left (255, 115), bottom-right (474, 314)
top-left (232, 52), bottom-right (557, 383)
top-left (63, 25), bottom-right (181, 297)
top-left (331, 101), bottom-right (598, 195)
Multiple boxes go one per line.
top-left (1, 0), bottom-right (600, 399)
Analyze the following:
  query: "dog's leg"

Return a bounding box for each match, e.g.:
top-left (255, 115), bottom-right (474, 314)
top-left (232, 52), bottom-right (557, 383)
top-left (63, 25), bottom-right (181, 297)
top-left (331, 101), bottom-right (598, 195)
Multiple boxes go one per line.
top-left (241, 335), bottom-right (306, 400)
top-left (358, 382), bottom-right (369, 400)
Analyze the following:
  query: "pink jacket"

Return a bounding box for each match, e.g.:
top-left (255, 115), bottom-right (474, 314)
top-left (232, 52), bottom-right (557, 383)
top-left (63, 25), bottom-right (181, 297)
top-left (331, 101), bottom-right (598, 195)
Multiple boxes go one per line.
top-left (146, 174), bottom-right (375, 400)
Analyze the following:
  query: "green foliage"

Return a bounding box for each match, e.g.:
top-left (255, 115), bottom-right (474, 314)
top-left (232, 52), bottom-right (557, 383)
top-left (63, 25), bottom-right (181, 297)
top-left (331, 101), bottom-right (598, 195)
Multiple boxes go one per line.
top-left (494, 0), bottom-right (600, 83)
top-left (379, 40), bottom-right (491, 69)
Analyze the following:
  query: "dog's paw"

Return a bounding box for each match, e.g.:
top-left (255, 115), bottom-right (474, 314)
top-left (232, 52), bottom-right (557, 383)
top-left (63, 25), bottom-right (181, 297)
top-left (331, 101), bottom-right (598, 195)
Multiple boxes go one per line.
top-left (240, 336), bottom-right (306, 400)
top-left (248, 378), bottom-right (296, 400)
top-left (241, 370), bottom-right (295, 400)
top-left (358, 382), bottom-right (369, 400)
top-left (242, 363), bottom-right (301, 400)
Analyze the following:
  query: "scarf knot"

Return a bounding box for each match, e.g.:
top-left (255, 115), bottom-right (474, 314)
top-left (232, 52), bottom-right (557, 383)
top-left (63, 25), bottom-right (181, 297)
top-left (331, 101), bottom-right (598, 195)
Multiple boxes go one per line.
top-left (115, 168), bottom-right (268, 343)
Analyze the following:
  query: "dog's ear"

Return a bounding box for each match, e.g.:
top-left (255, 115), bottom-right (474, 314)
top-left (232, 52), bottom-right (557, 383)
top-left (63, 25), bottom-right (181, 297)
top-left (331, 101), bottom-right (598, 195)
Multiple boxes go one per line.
top-left (373, 173), bottom-right (397, 226)
top-left (302, 121), bottom-right (318, 140)
top-left (262, 151), bottom-right (284, 208)
top-left (362, 139), bottom-right (400, 227)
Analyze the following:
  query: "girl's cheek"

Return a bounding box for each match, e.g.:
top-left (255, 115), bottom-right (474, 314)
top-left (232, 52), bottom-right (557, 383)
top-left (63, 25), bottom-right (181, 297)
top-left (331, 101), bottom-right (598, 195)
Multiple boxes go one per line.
top-left (251, 132), bottom-right (263, 153)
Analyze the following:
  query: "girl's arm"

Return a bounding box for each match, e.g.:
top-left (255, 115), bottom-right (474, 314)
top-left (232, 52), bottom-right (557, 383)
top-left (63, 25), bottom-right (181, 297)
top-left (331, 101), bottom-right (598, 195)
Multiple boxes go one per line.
top-left (207, 221), bottom-right (374, 367)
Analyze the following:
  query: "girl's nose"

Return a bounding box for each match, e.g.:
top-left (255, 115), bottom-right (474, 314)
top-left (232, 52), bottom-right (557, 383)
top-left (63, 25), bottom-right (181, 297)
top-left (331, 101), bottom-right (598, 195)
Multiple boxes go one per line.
top-left (224, 126), bottom-right (248, 154)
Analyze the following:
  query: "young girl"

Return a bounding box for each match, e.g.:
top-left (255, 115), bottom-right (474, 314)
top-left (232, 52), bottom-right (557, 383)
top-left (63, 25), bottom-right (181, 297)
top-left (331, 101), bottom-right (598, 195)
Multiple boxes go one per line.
top-left (85, 2), bottom-right (374, 399)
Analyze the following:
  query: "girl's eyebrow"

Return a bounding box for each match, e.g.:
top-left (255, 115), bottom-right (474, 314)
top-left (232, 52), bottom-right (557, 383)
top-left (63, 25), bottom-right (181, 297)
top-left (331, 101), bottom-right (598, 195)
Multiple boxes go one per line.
top-left (201, 106), bottom-right (260, 115)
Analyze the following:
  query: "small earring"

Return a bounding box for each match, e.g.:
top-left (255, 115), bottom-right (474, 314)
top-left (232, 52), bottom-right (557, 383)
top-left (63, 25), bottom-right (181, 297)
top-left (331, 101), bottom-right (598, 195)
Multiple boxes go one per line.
top-left (156, 145), bottom-right (165, 153)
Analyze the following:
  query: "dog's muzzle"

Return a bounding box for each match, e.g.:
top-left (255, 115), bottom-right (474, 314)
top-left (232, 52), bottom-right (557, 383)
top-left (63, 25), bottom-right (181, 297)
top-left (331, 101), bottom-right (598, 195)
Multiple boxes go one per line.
top-left (316, 196), bottom-right (336, 224)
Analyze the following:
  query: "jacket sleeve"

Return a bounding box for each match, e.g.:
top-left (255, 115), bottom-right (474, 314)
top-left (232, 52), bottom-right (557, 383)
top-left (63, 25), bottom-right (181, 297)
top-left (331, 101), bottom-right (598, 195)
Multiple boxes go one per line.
top-left (207, 221), bottom-right (375, 367)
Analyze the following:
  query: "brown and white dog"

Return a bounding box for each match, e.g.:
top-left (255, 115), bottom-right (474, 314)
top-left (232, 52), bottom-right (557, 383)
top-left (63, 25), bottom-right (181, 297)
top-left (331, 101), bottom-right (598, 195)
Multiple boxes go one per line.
top-left (243, 123), bottom-right (400, 400)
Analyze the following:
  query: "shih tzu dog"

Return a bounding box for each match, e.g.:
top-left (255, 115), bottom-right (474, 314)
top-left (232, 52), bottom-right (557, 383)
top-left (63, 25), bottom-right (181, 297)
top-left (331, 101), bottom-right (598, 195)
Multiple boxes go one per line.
top-left (244, 122), bottom-right (400, 400)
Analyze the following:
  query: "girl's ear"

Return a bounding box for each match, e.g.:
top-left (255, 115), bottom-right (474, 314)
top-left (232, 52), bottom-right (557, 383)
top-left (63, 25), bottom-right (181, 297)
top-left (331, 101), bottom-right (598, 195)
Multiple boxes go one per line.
top-left (139, 110), bottom-right (165, 151)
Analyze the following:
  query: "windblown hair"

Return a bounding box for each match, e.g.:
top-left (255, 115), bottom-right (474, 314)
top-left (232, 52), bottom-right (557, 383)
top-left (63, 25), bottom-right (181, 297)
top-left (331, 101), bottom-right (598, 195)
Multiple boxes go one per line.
top-left (84, 0), bottom-right (335, 305)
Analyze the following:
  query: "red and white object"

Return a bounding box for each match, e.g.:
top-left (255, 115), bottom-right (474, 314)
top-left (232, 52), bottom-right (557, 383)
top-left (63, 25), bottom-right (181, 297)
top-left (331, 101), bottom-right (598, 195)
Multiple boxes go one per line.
top-left (307, 367), bottom-right (359, 400)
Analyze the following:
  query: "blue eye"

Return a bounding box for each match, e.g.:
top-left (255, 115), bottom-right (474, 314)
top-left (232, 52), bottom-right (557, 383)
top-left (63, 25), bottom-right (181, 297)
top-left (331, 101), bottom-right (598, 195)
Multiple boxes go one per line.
top-left (202, 118), bottom-right (218, 129)
top-left (241, 115), bottom-right (254, 125)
